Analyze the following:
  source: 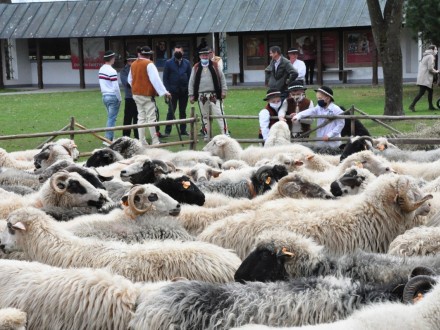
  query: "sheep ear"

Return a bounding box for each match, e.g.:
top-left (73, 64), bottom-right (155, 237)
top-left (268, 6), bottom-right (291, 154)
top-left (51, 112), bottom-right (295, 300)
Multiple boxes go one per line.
top-left (211, 169), bottom-right (222, 178)
top-left (215, 139), bottom-right (226, 146)
top-left (294, 160), bottom-right (304, 166)
top-left (12, 222), bottom-right (26, 231)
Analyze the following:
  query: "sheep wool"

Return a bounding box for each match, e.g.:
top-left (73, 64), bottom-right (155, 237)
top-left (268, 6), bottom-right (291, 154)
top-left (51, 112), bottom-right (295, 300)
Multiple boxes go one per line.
top-left (0, 308), bottom-right (26, 330)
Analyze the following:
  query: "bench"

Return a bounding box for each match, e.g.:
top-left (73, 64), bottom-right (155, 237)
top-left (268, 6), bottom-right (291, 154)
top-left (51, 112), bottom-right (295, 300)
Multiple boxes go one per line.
top-left (226, 72), bottom-right (240, 86)
top-left (321, 69), bottom-right (353, 84)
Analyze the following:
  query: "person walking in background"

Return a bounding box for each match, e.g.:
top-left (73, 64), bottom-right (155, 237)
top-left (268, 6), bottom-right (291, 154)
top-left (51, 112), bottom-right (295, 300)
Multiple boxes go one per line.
top-left (189, 47), bottom-right (229, 141)
top-left (292, 85), bottom-right (344, 148)
top-left (302, 37), bottom-right (317, 85)
top-left (287, 48), bottom-right (306, 85)
top-left (163, 45), bottom-right (192, 136)
top-left (98, 50), bottom-right (121, 145)
top-left (409, 45), bottom-right (439, 112)
top-left (120, 54), bottom-right (139, 139)
top-left (128, 46), bottom-right (171, 146)
top-left (265, 46), bottom-right (297, 99)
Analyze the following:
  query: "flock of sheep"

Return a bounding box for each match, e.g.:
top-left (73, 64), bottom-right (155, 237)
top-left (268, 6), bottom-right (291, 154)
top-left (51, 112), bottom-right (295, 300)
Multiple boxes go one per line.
top-left (1, 120), bottom-right (440, 329)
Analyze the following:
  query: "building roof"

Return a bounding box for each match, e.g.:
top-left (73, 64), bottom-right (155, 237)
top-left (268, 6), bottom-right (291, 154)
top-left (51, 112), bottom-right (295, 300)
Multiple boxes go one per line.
top-left (0, 0), bottom-right (381, 39)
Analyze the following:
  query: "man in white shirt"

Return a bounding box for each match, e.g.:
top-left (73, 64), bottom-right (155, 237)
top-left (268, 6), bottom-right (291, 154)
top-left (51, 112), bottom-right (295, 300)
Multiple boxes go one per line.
top-left (98, 50), bottom-right (121, 144)
top-left (128, 46), bottom-right (171, 146)
top-left (287, 48), bottom-right (306, 85)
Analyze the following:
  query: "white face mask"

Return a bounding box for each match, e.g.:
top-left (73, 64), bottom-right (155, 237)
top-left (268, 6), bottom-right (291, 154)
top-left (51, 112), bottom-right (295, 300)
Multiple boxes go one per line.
top-left (269, 102), bottom-right (281, 109)
top-left (292, 94), bottom-right (305, 103)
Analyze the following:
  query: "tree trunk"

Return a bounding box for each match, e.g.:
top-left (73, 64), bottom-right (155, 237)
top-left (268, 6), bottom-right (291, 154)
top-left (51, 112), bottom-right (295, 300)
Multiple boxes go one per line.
top-left (367, 0), bottom-right (404, 115)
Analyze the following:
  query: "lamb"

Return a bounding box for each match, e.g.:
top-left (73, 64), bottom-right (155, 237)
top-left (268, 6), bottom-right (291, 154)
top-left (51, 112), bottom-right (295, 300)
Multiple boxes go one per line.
top-left (0, 259), bottom-right (137, 330)
top-left (233, 274), bottom-right (440, 330)
top-left (0, 207), bottom-right (241, 283)
top-left (264, 121), bottom-right (291, 147)
top-left (0, 171), bottom-right (109, 219)
top-left (202, 134), bottom-right (314, 165)
top-left (388, 226), bottom-right (440, 257)
top-left (60, 184), bottom-right (194, 242)
top-left (198, 174), bottom-right (433, 258)
top-left (235, 230), bottom-right (440, 285)
top-left (179, 173), bottom-right (334, 235)
top-left (128, 275), bottom-right (403, 329)
top-left (0, 308), bottom-right (26, 330)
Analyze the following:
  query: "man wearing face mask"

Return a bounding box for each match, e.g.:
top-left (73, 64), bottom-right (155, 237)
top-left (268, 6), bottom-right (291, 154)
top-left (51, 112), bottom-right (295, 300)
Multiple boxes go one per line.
top-left (163, 45), bottom-right (192, 136)
top-left (189, 47), bottom-right (229, 141)
top-left (292, 85), bottom-right (344, 148)
top-left (258, 89), bottom-right (286, 142)
top-left (279, 80), bottom-right (314, 138)
top-left (409, 45), bottom-right (439, 112)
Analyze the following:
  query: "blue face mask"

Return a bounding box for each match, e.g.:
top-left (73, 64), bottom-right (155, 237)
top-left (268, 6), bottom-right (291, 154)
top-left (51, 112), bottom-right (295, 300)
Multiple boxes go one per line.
top-left (201, 59), bottom-right (209, 65)
top-left (317, 99), bottom-right (327, 107)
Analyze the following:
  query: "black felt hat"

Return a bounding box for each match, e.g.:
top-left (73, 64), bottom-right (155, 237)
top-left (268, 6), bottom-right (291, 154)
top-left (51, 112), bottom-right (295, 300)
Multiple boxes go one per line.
top-left (314, 85), bottom-right (334, 101)
top-left (199, 47), bottom-right (211, 55)
top-left (103, 50), bottom-right (115, 59)
top-left (263, 88), bottom-right (282, 101)
top-left (288, 80), bottom-right (307, 92)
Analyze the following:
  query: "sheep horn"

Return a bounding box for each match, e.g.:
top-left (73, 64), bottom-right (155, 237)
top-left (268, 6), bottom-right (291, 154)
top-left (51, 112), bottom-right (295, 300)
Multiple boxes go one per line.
top-left (127, 185), bottom-right (149, 215)
top-left (152, 159), bottom-right (170, 172)
top-left (255, 165), bottom-right (273, 181)
top-left (398, 194), bottom-right (433, 213)
top-left (165, 161), bottom-right (176, 172)
top-left (409, 266), bottom-right (437, 279)
top-left (277, 175), bottom-right (301, 197)
top-left (50, 171), bottom-right (70, 194)
top-left (402, 275), bottom-right (437, 304)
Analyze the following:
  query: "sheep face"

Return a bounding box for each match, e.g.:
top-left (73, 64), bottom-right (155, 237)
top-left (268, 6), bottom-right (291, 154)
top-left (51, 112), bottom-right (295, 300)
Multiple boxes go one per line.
top-left (0, 209), bottom-right (37, 254)
top-left (187, 163), bottom-right (222, 182)
top-left (339, 136), bottom-right (374, 162)
top-left (121, 184), bottom-right (181, 218)
top-left (110, 136), bottom-right (144, 159)
top-left (34, 144), bottom-right (70, 171)
top-left (340, 150), bottom-right (395, 176)
top-left (85, 148), bottom-right (123, 168)
top-left (202, 135), bottom-right (239, 160)
top-left (120, 160), bottom-right (169, 184)
top-left (330, 169), bottom-right (366, 197)
top-left (156, 176), bottom-right (205, 206)
top-left (41, 171), bottom-right (110, 209)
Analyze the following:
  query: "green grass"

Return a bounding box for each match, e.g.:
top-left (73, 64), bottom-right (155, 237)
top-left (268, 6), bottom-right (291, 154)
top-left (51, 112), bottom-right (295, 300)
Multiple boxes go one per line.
top-left (0, 85), bottom-right (439, 153)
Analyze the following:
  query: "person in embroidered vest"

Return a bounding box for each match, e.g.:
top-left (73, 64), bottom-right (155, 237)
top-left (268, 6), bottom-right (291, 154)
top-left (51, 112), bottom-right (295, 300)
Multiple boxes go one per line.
top-left (292, 85), bottom-right (344, 148)
top-left (98, 50), bottom-right (121, 145)
top-left (188, 47), bottom-right (229, 141)
top-left (265, 46), bottom-right (298, 99)
top-left (128, 46), bottom-right (171, 146)
top-left (279, 80), bottom-right (314, 138)
top-left (120, 53), bottom-right (139, 139)
top-left (287, 48), bottom-right (306, 85)
top-left (258, 89), bottom-right (286, 143)
top-left (163, 44), bottom-right (192, 136)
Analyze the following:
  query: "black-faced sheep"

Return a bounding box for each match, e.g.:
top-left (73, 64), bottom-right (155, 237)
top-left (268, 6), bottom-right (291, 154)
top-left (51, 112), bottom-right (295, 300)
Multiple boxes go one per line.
top-left (0, 208), bottom-right (240, 283)
top-left (84, 148), bottom-right (124, 168)
top-left (339, 136), bottom-right (374, 162)
top-left (198, 174), bottom-right (433, 258)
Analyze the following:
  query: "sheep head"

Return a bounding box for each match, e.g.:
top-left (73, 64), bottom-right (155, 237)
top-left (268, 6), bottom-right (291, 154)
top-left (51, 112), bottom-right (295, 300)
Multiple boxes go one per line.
top-left (277, 174), bottom-right (334, 199)
top-left (125, 185), bottom-right (152, 217)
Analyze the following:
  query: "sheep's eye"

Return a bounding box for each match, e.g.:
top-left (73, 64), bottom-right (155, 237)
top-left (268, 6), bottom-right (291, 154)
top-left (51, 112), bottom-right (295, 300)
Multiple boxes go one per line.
top-left (148, 193), bottom-right (158, 202)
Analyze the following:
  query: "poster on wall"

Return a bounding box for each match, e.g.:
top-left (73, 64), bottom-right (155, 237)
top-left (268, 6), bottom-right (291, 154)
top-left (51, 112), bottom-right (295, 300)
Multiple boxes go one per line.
top-left (321, 32), bottom-right (338, 67)
top-left (345, 31), bottom-right (375, 65)
top-left (70, 38), bottom-right (105, 70)
top-left (244, 36), bottom-right (266, 68)
top-left (291, 34), bottom-right (317, 62)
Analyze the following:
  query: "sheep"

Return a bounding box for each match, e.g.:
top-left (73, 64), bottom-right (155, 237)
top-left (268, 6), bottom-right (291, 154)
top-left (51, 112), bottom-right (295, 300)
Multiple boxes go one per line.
top-left (0, 148), bottom-right (34, 171)
top-left (0, 167), bottom-right (41, 190)
top-left (339, 136), bottom-right (374, 162)
top-left (0, 184), bottom-right (35, 196)
top-left (196, 165), bottom-right (288, 199)
top-left (110, 136), bottom-right (171, 159)
top-left (221, 159), bottom-right (251, 170)
top-left (202, 134), bottom-right (314, 165)
top-left (84, 148), bottom-right (124, 168)
top-left (264, 121), bottom-right (291, 147)
top-left (388, 226), bottom-right (440, 257)
top-left (198, 174), bottom-right (433, 259)
top-left (0, 259), bottom-right (138, 330)
top-left (388, 158), bottom-right (440, 181)
top-left (33, 143), bottom-right (76, 172)
top-left (185, 162), bottom-right (222, 182)
top-left (0, 207), bottom-right (241, 283)
top-left (179, 173), bottom-right (334, 235)
top-left (60, 184), bottom-right (194, 242)
top-left (0, 171), bottom-right (109, 219)
top-left (329, 166), bottom-right (377, 197)
top-left (235, 230), bottom-right (440, 285)
top-left (128, 275), bottom-right (404, 329)
top-left (233, 274), bottom-right (440, 330)
top-left (0, 308), bottom-right (26, 330)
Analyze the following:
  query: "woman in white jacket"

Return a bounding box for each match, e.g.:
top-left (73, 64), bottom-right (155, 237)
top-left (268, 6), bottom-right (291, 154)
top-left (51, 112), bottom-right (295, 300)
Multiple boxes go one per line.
top-left (409, 45), bottom-right (439, 112)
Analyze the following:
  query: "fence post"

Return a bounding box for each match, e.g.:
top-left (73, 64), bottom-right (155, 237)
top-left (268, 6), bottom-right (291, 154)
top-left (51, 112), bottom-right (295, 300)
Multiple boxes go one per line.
top-left (208, 105), bottom-right (213, 140)
top-left (350, 105), bottom-right (355, 136)
top-left (190, 107), bottom-right (196, 150)
top-left (70, 117), bottom-right (75, 141)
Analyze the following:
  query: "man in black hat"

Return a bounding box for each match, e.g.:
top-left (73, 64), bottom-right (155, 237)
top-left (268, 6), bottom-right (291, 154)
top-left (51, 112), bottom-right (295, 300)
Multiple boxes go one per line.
top-left (287, 48), bottom-right (306, 85)
top-left (188, 47), bottom-right (229, 141)
top-left (258, 88), bottom-right (286, 142)
top-left (128, 46), bottom-right (171, 146)
top-left (292, 85), bottom-right (345, 148)
top-left (120, 54), bottom-right (139, 139)
top-left (281, 80), bottom-right (314, 138)
top-left (98, 50), bottom-right (121, 145)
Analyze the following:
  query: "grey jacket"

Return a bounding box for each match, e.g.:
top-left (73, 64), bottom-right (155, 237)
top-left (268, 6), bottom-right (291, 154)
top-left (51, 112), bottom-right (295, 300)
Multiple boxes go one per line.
top-left (416, 49), bottom-right (438, 88)
top-left (265, 56), bottom-right (298, 93)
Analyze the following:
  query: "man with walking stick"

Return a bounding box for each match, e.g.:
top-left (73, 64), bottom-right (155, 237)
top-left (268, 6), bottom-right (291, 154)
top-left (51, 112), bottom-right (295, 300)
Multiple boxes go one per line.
top-left (188, 47), bottom-right (229, 142)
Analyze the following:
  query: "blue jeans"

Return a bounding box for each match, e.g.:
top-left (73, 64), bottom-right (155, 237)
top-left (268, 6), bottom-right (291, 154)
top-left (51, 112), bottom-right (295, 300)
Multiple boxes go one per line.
top-left (102, 94), bottom-right (120, 141)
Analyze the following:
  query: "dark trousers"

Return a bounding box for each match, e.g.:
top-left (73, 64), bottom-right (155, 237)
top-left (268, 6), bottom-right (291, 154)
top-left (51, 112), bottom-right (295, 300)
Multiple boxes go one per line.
top-left (122, 98), bottom-right (139, 139)
top-left (165, 91), bottom-right (189, 134)
top-left (304, 59), bottom-right (315, 84)
top-left (411, 85), bottom-right (434, 108)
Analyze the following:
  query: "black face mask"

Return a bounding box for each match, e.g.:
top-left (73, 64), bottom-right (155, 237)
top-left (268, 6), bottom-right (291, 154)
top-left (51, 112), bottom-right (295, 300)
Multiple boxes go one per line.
top-left (174, 51), bottom-right (183, 59)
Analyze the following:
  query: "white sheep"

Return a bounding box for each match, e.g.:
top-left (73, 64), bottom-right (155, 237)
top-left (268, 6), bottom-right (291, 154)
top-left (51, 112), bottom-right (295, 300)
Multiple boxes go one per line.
top-left (0, 308), bottom-right (26, 330)
top-left (0, 207), bottom-right (241, 283)
top-left (388, 226), bottom-right (440, 257)
top-left (264, 121), bottom-right (291, 147)
top-left (198, 174), bottom-right (433, 259)
top-left (390, 158), bottom-right (440, 180)
top-left (0, 259), bottom-right (137, 329)
top-left (0, 148), bottom-right (34, 170)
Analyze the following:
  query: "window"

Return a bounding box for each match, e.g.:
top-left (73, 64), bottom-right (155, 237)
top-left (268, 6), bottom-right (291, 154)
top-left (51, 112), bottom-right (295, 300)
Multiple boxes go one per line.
top-left (28, 38), bottom-right (71, 60)
top-left (344, 30), bottom-right (377, 67)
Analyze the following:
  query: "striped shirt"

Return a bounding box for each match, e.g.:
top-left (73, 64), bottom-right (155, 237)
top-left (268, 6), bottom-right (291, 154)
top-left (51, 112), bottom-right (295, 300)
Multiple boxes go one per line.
top-left (98, 64), bottom-right (121, 101)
